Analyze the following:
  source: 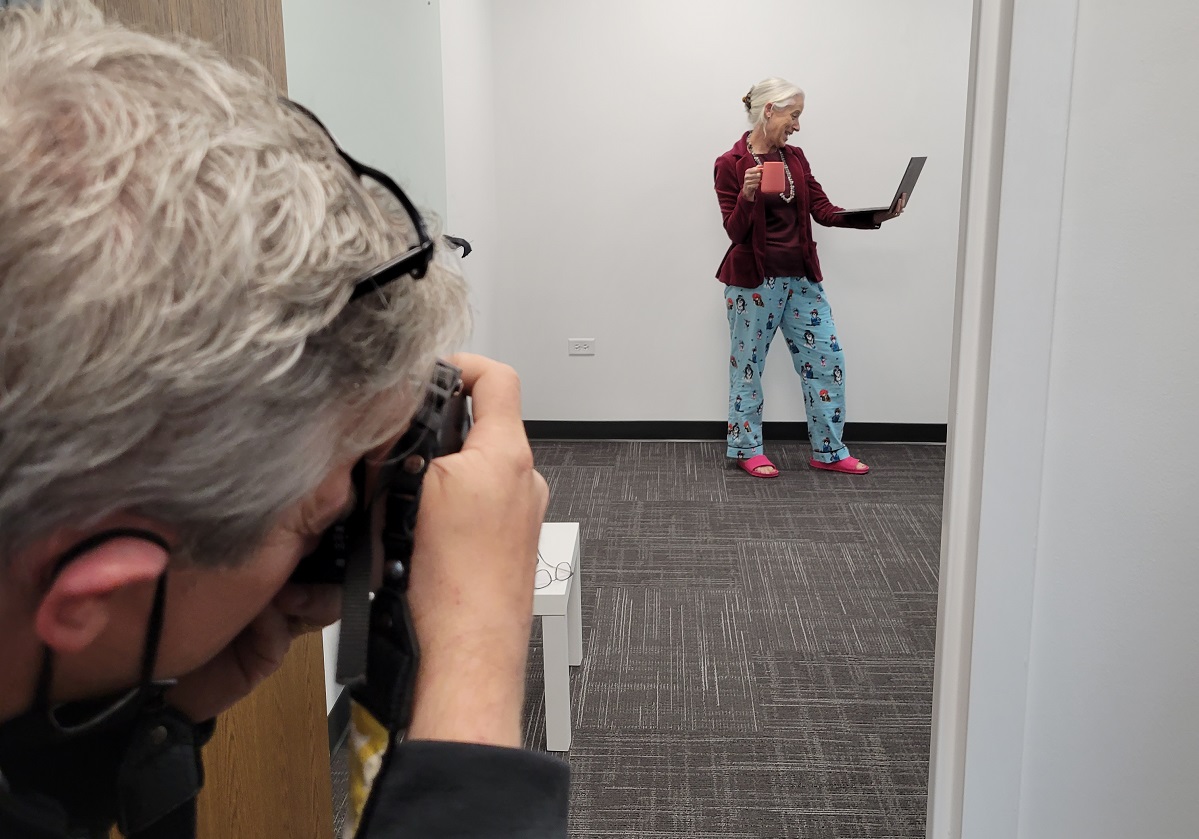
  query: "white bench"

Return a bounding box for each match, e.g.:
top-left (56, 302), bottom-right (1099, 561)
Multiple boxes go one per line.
top-left (533, 522), bottom-right (583, 752)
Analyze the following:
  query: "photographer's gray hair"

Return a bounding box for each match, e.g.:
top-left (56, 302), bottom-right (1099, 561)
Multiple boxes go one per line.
top-left (0, 1), bottom-right (470, 565)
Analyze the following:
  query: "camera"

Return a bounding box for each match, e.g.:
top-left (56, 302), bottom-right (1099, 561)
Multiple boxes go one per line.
top-left (289, 360), bottom-right (471, 731)
top-left (289, 360), bottom-right (468, 586)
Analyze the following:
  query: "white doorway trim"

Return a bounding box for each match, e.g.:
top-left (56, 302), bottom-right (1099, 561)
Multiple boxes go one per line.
top-left (927, 0), bottom-right (1081, 836)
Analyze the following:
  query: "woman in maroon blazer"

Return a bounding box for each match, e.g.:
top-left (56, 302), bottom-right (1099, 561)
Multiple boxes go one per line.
top-left (715, 77), bottom-right (904, 478)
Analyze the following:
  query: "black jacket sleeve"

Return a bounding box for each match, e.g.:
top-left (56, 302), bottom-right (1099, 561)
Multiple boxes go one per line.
top-left (358, 740), bottom-right (570, 838)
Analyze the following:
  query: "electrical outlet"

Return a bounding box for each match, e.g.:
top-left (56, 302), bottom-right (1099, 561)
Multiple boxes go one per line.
top-left (568, 338), bottom-right (596, 356)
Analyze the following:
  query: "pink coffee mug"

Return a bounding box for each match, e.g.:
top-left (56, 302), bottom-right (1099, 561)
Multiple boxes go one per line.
top-left (761, 161), bottom-right (786, 194)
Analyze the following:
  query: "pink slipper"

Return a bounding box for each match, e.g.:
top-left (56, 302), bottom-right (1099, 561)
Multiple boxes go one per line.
top-left (809, 456), bottom-right (870, 475)
top-left (738, 454), bottom-right (780, 479)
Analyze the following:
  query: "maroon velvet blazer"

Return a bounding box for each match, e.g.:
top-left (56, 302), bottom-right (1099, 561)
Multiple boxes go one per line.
top-left (713, 132), bottom-right (878, 289)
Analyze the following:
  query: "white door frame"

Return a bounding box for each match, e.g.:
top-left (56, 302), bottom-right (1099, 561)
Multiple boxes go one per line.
top-left (927, 0), bottom-right (1080, 836)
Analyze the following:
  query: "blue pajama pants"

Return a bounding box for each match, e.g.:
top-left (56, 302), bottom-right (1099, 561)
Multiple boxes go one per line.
top-left (724, 276), bottom-right (851, 463)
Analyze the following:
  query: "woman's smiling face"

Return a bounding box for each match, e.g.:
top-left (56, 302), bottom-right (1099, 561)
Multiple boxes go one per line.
top-left (763, 95), bottom-right (804, 148)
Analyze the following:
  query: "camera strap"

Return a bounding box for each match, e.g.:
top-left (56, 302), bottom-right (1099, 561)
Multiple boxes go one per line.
top-left (334, 460), bottom-right (375, 684)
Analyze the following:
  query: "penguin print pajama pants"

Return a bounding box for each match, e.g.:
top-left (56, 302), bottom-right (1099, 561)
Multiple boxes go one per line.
top-left (725, 276), bottom-right (852, 463)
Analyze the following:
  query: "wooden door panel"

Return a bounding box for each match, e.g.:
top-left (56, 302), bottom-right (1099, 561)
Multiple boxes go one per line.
top-left (95, 3), bottom-right (333, 837)
top-left (195, 633), bottom-right (334, 839)
top-left (94, 0), bottom-right (287, 92)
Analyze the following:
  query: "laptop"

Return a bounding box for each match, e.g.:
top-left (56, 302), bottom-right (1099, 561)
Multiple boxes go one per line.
top-left (834, 156), bottom-right (926, 220)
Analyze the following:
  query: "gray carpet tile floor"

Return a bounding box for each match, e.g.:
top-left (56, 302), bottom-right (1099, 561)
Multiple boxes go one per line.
top-left (333, 440), bottom-right (944, 838)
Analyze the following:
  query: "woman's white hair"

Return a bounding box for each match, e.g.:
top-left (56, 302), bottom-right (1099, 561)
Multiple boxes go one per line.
top-left (0, 1), bottom-right (469, 564)
top-left (742, 77), bottom-right (805, 126)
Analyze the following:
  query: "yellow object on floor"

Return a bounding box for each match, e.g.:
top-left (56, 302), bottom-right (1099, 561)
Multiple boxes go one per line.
top-left (343, 700), bottom-right (389, 839)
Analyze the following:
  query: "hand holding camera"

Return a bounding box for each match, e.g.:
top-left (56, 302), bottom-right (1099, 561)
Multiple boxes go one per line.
top-left (406, 354), bottom-right (549, 748)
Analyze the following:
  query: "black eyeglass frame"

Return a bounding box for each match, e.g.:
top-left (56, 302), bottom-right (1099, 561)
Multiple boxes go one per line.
top-left (281, 98), bottom-right (435, 301)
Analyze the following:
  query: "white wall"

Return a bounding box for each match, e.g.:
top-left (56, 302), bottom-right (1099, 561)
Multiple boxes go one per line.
top-left (282, 0), bottom-right (447, 219)
top-left (440, 0), bottom-right (499, 354)
top-left (281, 0), bottom-right (450, 713)
top-left (465, 0), bottom-right (972, 422)
top-left (320, 620), bottom-right (341, 715)
top-left (944, 1), bottom-right (1199, 837)
top-left (1014, 2), bottom-right (1199, 836)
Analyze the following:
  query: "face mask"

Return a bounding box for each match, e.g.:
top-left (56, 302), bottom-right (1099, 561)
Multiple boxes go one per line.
top-left (0, 529), bottom-right (205, 838)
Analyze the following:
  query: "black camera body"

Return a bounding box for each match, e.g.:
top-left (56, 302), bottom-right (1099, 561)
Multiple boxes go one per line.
top-left (290, 360), bottom-right (470, 732)
top-left (290, 361), bottom-right (468, 586)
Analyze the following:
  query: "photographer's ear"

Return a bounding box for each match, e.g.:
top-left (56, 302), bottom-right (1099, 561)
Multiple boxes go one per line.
top-left (34, 537), bottom-right (169, 654)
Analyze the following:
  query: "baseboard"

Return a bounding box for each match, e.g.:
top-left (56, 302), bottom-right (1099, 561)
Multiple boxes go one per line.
top-left (524, 421), bottom-right (947, 444)
top-left (327, 688), bottom-right (351, 755)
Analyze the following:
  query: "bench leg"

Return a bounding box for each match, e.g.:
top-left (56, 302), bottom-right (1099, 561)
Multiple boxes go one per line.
top-left (541, 614), bottom-right (572, 752)
top-left (567, 562), bottom-right (583, 667)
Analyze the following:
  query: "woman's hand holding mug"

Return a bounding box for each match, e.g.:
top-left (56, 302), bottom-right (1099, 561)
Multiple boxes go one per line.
top-left (741, 165), bottom-right (763, 202)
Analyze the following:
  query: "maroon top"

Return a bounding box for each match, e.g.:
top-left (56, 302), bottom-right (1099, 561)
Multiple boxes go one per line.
top-left (713, 132), bottom-right (879, 289)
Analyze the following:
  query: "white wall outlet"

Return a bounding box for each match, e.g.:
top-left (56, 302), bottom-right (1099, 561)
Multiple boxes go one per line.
top-left (568, 338), bottom-right (596, 356)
